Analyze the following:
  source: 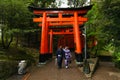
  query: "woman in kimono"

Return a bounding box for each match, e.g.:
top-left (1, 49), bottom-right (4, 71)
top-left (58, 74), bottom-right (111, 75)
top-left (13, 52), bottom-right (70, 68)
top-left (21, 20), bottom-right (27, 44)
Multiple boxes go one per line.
top-left (63, 46), bottom-right (72, 68)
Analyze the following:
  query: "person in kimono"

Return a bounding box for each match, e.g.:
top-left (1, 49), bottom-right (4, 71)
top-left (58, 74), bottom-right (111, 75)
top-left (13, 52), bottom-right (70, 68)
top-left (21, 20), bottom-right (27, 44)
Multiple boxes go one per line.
top-left (56, 46), bottom-right (65, 69)
top-left (63, 46), bottom-right (72, 68)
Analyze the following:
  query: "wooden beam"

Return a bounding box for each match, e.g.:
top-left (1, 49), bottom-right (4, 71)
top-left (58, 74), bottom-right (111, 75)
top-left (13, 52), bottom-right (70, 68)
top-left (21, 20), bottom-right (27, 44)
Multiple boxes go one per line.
top-left (33, 17), bottom-right (87, 22)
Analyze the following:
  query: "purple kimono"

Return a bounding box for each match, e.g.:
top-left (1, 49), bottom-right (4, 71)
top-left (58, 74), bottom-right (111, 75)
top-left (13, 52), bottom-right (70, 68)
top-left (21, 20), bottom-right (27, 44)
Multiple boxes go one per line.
top-left (63, 49), bottom-right (72, 68)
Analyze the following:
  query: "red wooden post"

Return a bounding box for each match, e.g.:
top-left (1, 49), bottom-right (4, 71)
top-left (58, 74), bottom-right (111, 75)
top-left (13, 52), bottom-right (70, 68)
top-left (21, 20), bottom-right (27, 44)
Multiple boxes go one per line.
top-left (45, 22), bottom-right (49, 60)
top-left (49, 29), bottom-right (53, 58)
top-left (73, 12), bottom-right (83, 63)
top-left (39, 12), bottom-right (47, 63)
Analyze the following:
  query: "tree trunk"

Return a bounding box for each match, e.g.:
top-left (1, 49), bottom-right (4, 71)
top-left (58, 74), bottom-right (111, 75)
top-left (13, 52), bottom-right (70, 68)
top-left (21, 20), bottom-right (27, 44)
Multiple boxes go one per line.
top-left (15, 34), bottom-right (19, 47)
top-left (1, 28), bottom-right (13, 49)
top-left (1, 28), bottom-right (5, 49)
top-left (6, 34), bottom-right (13, 49)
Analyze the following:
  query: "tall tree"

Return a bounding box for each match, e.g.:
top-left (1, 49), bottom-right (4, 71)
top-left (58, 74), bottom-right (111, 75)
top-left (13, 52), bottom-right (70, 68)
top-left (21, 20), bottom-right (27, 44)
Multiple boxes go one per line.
top-left (101, 0), bottom-right (120, 43)
top-left (68, 0), bottom-right (87, 7)
top-left (31, 0), bottom-right (56, 8)
top-left (0, 0), bottom-right (36, 49)
top-left (85, 0), bottom-right (120, 56)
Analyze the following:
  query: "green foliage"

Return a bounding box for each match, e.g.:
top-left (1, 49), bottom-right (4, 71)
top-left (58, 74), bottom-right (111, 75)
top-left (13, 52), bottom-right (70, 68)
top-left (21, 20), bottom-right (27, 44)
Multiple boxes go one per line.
top-left (0, 47), bottom-right (35, 65)
top-left (32, 0), bottom-right (56, 8)
top-left (112, 47), bottom-right (120, 69)
top-left (0, 0), bottom-right (39, 48)
top-left (101, 0), bottom-right (120, 36)
top-left (7, 47), bottom-right (35, 62)
top-left (103, 43), bottom-right (115, 55)
top-left (0, 47), bottom-right (37, 80)
top-left (0, 60), bottom-right (18, 79)
top-left (86, 0), bottom-right (120, 58)
top-left (0, 46), bottom-right (37, 79)
top-left (67, 0), bottom-right (87, 7)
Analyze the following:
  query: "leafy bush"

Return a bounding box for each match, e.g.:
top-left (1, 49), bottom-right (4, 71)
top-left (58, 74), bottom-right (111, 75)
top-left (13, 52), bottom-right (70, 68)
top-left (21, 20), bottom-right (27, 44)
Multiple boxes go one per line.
top-left (0, 60), bottom-right (18, 79)
top-left (0, 47), bottom-right (36, 80)
top-left (112, 47), bottom-right (120, 69)
top-left (0, 47), bottom-right (38, 80)
top-left (103, 43), bottom-right (115, 55)
top-left (5, 47), bottom-right (36, 65)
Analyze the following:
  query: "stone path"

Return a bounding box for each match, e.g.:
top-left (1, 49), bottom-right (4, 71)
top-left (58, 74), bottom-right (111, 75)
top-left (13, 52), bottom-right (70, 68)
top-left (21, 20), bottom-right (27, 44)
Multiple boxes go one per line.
top-left (7, 59), bottom-right (120, 80)
top-left (27, 60), bottom-right (120, 80)
top-left (27, 59), bottom-right (88, 80)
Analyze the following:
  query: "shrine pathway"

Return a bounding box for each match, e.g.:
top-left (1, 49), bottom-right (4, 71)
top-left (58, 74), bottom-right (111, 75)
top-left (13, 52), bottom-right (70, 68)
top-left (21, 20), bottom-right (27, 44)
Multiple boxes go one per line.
top-left (25, 59), bottom-right (120, 80)
top-left (7, 58), bottom-right (120, 80)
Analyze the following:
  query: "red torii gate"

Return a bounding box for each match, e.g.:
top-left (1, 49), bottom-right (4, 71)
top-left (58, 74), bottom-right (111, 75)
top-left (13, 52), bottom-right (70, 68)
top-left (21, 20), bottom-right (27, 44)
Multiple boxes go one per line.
top-left (30, 5), bottom-right (92, 63)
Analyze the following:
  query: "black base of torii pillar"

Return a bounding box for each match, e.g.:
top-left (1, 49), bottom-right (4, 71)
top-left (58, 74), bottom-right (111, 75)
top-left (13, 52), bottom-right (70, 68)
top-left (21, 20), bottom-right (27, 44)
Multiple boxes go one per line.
top-left (75, 53), bottom-right (83, 65)
top-left (39, 53), bottom-right (53, 63)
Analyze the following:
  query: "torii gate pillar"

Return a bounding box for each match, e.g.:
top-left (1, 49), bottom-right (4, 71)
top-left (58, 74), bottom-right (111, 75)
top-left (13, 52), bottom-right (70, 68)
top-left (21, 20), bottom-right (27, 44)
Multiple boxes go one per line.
top-left (39, 12), bottom-right (47, 62)
top-left (74, 12), bottom-right (83, 63)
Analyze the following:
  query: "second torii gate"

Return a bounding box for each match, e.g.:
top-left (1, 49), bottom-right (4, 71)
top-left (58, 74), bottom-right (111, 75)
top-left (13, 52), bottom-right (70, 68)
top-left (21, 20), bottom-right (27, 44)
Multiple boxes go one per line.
top-left (30, 5), bottom-right (92, 63)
